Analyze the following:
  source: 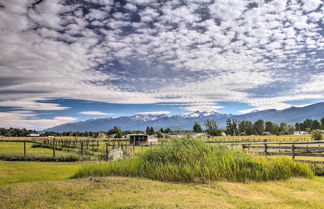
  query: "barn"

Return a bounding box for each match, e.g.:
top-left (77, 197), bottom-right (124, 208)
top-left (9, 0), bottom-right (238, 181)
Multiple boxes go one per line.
top-left (129, 134), bottom-right (158, 145)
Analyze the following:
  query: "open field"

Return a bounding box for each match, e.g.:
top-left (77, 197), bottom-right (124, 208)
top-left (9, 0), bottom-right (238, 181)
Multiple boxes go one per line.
top-left (0, 174), bottom-right (324, 209)
top-left (0, 134), bottom-right (313, 143)
top-left (0, 161), bottom-right (82, 186)
top-left (0, 141), bottom-right (81, 159)
top-left (0, 138), bottom-right (324, 209)
top-left (0, 136), bottom-right (89, 141)
top-left (209, 135), bottom-right (312, 142)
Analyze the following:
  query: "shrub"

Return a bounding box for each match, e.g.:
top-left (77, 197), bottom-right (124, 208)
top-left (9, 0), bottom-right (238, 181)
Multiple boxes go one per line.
top-left (73, 138), bottom-right (312, 182)
top-left (308, 163), bottom-right (324, 176)
top-left (311, 129), bottom-right (322, 140)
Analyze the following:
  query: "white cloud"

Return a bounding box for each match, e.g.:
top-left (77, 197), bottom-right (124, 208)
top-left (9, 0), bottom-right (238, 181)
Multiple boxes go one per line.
top-left (0, 0), bottom-right (323, 129)
top-left (0, 111), bottom-right (77, 130)
top-left (302, 0), bottom-right (322, 12)
top-left (135, 111), bottom-right (171, 115)
top-left (79, 111), bottom-right (113, 115)
top-left (182, 105), bottom-right (224, 112)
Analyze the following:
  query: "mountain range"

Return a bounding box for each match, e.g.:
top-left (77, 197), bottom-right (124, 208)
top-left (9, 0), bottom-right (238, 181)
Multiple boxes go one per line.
top-left (46, 102), bottom-right (324, 132)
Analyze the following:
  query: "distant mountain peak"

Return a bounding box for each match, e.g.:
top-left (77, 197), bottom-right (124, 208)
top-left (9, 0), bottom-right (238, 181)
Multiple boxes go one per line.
top-left (182, 110), bottom-right (219, 118)
top-left (45, 102), bottom-right (324, 132)
top-left (131, 114), bottom-right (161, 121)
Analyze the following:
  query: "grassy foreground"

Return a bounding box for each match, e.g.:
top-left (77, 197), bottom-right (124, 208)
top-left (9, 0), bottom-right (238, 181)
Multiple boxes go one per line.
top-left (74, 139), bottom-right (312, 182)
top-left (0, 176), bottom-right (324, 209)
top-left (0, 161), bottom-right (82, 186)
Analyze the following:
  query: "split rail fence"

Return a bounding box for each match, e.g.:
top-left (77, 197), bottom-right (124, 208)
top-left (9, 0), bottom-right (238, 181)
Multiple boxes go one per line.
top-left (209, 140), bottom-right (324, 164)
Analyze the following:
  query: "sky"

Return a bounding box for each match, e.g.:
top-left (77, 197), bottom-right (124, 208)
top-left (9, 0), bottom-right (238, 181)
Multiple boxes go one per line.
top-left (0, 0), bottom-right (323, 130)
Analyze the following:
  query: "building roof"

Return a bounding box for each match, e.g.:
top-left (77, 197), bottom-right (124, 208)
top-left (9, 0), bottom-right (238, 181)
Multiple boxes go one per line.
top-left (128, 134), bottom-right (148, 136)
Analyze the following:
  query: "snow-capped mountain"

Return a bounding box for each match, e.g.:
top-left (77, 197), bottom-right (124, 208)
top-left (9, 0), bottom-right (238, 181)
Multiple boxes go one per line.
top-left (45, 102), bottom-right (324, 132)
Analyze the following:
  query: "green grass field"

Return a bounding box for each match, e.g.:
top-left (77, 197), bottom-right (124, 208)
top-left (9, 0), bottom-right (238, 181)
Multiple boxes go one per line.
top-left (0, 142), bottom-right (79, 158)
top-left (0, 137), bottom-right (323, 208)
top-left (0, 161), bottom-right (82, 186)
top-left (209, 135), bottom-right (312, 141)
top-left (0, 160), bottom-right (323, 208)
top-left (0, 174), bottom-right (323, 208)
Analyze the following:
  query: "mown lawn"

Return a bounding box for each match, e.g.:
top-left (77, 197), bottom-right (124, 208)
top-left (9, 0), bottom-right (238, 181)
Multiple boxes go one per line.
top-left (0, 161), bottom-right (82, 186)
top-left (0, 142), bottom-right (81, 158)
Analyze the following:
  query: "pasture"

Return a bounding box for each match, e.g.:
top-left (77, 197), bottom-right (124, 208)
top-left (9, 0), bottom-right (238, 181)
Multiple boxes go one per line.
top-left (0, 169), bottom-right (323, 208)
top-left (209, 134), bottom-right (312, 142)
top-left (0, 137), bottom-right (323, 208)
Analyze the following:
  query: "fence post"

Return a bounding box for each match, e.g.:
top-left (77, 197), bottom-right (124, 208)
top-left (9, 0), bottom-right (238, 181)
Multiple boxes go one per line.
top-left (24, 140), bottom-right (26, 159)
top-left (80, 141), bottom-right (84, 159)
top-left (292, 144), bottom-right (295, 160)
top-left (53, 139), bottom-right (56, 157)
top-left (105, 143), bottom-right (109, 160)
top-left (242, 144), bottom-right (246, 152)
top-left (264, 143), bottom-right (268, 155)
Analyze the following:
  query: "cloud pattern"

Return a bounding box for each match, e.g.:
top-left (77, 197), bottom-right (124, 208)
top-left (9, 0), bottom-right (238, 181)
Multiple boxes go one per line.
top-left (0, 0), bottom-right (323, 128)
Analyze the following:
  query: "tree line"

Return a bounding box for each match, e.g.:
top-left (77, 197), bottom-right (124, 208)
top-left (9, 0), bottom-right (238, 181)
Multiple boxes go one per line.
top-left (0, 128), bottom-right (36, 137)
top-left (1, 117), bottom-right (323, 137)
top-left (192, 117), bottom-right (324, 136)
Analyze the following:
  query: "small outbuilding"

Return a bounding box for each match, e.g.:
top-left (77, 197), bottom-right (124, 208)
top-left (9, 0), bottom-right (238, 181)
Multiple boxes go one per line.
top-left (293, 131), bottom-right (307, 135)
top-left (129, 134), bottom-right (158, 145)
top-left (97, 131), bottom-right (107, 138)
top-left (27, 133), bottom-right (40, 137)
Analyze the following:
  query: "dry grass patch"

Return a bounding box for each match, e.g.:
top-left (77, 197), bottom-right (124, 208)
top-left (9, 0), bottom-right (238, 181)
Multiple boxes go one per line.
top-left (1, 177), bottom-right (324, 209)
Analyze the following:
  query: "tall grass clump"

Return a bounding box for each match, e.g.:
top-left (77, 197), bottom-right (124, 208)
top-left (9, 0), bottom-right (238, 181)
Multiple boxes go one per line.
top-left (73, 138), bottom-right (312, 183)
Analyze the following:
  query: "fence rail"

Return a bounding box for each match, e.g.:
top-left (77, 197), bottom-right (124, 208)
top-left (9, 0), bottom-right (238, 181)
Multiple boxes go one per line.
top-left (1, 138), bottom-right (324, 164)
top-left (226, 141), bottom-right (324, 163)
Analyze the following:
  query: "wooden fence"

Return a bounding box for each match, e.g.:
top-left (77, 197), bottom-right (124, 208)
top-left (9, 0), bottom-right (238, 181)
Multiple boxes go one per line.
top-left (218, 140), bottom-right (324, 164)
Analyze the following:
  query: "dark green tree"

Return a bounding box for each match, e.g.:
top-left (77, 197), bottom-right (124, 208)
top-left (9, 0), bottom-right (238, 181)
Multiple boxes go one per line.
top-left (311, 120), bottom-right (321, 130)
top-left (253, 120), bottom-right (265, 135)
top-left (149, 127), bottom-right (155, 135)
top-left (303, 119), bottom-right (313, 130)
top-left (321, 117), bottom-right (324, 130)
top-left (279, 122), bottom-right (288, 134)
top-left (265, 121), bottom-right (276, 134)
top-left (108, 126), bottom-right (122, 138)
top-left (238, 121), bottom-right (254, 135)
top-left (146, 127), bottom-right (155, 135)
top-left (192, 122), bottom-right (203, 133)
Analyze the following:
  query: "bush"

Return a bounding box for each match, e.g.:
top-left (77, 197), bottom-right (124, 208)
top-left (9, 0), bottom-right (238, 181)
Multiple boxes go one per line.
top-left (311, 129), bottom-right (323, 140)
top-left (308, 163), bottom-right (324, 176)
top-left (73, 138), bottom-right (313, 183)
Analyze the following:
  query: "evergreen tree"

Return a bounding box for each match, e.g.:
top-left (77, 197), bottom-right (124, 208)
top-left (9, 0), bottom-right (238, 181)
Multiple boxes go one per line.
top-left (311, 120), bottom-right (321, 130)
top-left (192, 122), bottom-right (203, 133)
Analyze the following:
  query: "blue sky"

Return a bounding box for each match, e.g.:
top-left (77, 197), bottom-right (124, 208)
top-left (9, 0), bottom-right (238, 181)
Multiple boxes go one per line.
top-left (0, 0), bottom-right (323, 129)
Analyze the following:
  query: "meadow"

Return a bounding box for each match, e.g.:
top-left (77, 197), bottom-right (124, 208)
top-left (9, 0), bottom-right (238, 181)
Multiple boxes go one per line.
top-left (209, 134), bottom-right (311, 142)
top-left (74, 139), bottom-right (313, 182)
top-left (0, 137), bottom-right (323, 208)
top-left (0, 134), bottom-right (312, 142)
